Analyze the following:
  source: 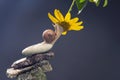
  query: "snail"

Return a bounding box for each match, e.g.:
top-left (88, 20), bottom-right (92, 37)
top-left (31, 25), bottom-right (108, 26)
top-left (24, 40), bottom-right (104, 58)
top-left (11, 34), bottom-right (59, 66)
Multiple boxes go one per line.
top-left (22, 24), bottom-right (63, 56)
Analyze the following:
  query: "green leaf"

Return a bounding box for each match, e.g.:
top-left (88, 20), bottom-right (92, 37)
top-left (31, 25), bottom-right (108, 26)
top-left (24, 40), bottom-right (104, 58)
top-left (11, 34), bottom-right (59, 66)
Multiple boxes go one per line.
top-left (76, 0), bottom-right (88, 14)
top-left (80, 0), bottom-right (86, 3)
top-left (89, 0), bottom-right (100, 6)
top-left (103, 0), bottom-right (108, 7)
top-left (89, 0), bottom-right (93, 2)
top-left (89, 0), bottom-right (99, 3)
top-left (95, 0), bottom-right (100, 6)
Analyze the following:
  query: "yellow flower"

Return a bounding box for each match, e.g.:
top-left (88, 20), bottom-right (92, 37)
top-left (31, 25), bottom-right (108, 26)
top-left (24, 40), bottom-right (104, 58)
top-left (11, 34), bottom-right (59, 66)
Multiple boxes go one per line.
top-left (48, 9), bottom-right (84, 35)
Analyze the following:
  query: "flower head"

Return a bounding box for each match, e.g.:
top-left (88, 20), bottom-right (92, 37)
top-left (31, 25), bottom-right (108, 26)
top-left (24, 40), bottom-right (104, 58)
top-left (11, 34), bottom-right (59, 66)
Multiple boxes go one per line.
top-left (48, 9), bottom-right (84, 35)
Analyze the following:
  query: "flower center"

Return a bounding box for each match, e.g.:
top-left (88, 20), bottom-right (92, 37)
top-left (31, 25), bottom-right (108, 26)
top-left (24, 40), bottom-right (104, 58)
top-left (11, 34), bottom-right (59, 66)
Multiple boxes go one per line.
top-left (59, 22), bottom-right (70, 31)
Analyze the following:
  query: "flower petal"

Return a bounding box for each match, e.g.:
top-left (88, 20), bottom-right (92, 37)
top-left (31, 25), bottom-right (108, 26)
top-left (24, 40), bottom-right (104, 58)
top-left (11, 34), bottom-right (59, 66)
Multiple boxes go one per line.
top-left (62, 31), bottom-right (67, 35)
top-left (54, 9), bottom-right (64, 21)
top-left (69, 26), bottom-right (84, 31)
top-left (70, 17), bottom-right (79, 24)
top-left (75, 21), bottom-right (83, 26)
top-left (48, 13), bottom-right (59, 23)
top-left (65, 12), bottom-right (71, 22)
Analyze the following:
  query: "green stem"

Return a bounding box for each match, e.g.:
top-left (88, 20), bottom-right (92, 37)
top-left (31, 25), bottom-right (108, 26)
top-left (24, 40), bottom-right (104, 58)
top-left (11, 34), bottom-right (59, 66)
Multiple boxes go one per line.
top-left (68, 0), bottom-right (76, 13)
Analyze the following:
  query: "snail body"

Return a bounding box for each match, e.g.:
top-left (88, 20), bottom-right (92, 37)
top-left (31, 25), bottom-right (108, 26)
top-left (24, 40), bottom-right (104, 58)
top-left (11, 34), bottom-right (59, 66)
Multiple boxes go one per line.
top-left (22, 42), bottom-right (53, 56)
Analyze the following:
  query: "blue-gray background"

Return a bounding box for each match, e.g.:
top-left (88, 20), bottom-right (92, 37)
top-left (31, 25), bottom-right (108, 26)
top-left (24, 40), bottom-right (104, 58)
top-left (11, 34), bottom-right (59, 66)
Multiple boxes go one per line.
top-left (0, 0), bottom-right (120, 80)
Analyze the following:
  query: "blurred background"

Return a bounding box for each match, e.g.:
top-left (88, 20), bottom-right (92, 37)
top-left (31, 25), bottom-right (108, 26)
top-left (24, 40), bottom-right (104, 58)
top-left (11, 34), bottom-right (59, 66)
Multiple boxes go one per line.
top-left (0, 0), bottom-right (120, 80)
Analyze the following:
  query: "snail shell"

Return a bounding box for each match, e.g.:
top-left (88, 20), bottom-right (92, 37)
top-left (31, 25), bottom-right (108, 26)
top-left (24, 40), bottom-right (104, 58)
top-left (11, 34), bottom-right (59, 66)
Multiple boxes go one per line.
top-left (42, 29), bottom-right (56, 43)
